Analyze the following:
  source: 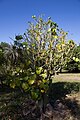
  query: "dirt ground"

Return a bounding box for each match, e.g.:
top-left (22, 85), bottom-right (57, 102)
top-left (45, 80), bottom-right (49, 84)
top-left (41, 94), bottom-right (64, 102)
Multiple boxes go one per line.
top-left (0, 78), bottom-right (80, 120)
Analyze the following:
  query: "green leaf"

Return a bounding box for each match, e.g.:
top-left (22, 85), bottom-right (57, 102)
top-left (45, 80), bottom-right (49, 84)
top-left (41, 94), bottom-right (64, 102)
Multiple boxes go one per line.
top-left (16, 67), bottom-right (20, 72)
top-left (0, 49), bottom-right (2, 52)
top-left (22, 83), bottom-right (29, 90)
top-left (42, 79), bottom-right (47, 83)
top-left (10, 83), bottom-right (15, 88)
top-left (31, 43), bottom-right (35, 47)
top-left (40, 73), bottom-right (47, 79)
top-left (32, 15), bottom-right (36, 19)
top-left (15, 35), bottom-right (23, 40)
top-left (36, 67), bottom-right (43, 75)
top-left (75, 58), bottom-right (80, 62)
top-left (28, 79), bottom-right (35, 85)
top-left (22, 42), bottom-right (28, 46)
top-left (31, 91), bottom-right (39, 100)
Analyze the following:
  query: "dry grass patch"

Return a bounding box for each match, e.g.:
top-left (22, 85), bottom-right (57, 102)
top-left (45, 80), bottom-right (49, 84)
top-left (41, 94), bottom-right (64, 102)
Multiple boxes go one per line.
top-left (53, 73), bottom-right (80, 83)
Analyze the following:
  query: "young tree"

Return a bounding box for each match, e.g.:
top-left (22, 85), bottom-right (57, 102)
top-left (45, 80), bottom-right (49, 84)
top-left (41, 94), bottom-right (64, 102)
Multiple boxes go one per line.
top-left (14, 16), bottom-right (59, 112)
top-left (2, 16), bottom-right (75, 112)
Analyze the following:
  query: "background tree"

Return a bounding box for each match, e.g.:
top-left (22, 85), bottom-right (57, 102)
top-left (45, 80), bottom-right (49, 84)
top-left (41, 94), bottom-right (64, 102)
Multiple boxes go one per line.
top-left (0, 42), bottom-right (10, 85)
top-left (65, 44), bottom-right (80, 72)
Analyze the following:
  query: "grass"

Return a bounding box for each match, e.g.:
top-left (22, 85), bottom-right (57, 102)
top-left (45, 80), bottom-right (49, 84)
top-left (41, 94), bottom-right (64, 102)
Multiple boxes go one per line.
top-left (53, 73), bottom-right (80, 83)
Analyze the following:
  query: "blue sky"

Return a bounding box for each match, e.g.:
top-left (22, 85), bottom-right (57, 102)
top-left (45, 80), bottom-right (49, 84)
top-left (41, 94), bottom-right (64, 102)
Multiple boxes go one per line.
top-left (0, 0), bottom-right (80, 44)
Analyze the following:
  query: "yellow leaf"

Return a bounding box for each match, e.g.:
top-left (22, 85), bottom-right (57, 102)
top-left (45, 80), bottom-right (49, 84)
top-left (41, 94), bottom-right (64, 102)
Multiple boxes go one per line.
top-left (54, 36), bottom-right (58, 39)
top-left (48, 28), bottom-right (51, 32)
top-left (42, 79), bottom-right (47, 83)
top-left (36, 67), bottom-right (43, 74)
top-left (36, 36), bottom-right (40, 41)
top-left (73, 57), bottom-right (75, 60)
top-left (41, 90), bottom-right (45, 93)
top-left (29, 80), bottom-right (35, 84)
top-left (75, 58), bottom-right (79, 62)
top-left (10, 83), bottom-right (15, 88)
top-left (41, 73), bottom-right (47, 79)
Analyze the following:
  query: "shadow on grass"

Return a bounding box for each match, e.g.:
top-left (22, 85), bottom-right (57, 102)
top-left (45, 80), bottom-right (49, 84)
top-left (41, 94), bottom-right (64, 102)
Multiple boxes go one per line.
top-left (49, 82), bottom-right (80, 102)
top-left (49, 82), bottom-right (80, 120)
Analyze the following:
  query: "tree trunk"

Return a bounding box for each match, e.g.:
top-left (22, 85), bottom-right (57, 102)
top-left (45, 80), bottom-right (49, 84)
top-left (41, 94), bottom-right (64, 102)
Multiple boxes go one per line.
top-left (39, 93), bottom-right (49, 114)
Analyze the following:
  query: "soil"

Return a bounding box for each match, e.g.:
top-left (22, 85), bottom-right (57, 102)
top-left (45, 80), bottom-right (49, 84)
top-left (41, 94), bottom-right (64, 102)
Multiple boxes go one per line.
top-left (0, 85), bottom-right (80, 120)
